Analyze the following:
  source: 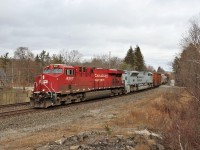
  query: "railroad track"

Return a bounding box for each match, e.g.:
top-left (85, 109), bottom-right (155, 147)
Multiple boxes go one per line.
top-left (0, 102), bottom-right (29, 109)
top-left (0, 108), bottom-right (43, 118)
top-left (0, 87), bottom-right (157, 119)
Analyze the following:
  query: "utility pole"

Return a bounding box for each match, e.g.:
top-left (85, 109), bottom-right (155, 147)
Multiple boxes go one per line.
top-left (11, 58), bottom-right (13, 87)
top-left (109, 51), bottom-right (111, 69)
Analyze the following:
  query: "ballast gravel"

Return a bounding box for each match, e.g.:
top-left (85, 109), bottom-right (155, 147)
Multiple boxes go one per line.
top-left (0, 87), bottom-right (166, 149)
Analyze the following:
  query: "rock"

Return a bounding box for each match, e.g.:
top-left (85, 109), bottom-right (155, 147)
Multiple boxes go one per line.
top-left (115, 134), bottom-right (124, 139)
top-left (126, 139), bottom-right (136, 147)
top-left (62, 135), bottom-right (79, 146)
top-left (156, 144), bottom-right (165, 150)
top-left (47, 141), bottom-right (59, 146)
top-left (56, 138), bottom-right (66, 145)
top-left (37, 144), bottom-right (66, 150)
top-left (78, 132), bottom-right (89, 142)
top-left (69, 145), bottom-right (79, 150)
top-left (134, 134), bottom-right (147, 145)
top-left (126, 145), bottom-right (135, 150)
top-left (37, 130), bottom-right (164, 150)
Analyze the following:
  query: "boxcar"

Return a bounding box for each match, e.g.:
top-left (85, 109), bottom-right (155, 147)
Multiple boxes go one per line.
top-left (153, 73), bottom-right (161, 87)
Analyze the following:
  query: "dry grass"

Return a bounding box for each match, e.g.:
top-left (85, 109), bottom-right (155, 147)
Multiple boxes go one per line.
top-left (0, 88), bottom-right (30, 105)
top-left (108, 88), bottom-right (200, 149)
top-left (1, 87), bottom-right (199, 149)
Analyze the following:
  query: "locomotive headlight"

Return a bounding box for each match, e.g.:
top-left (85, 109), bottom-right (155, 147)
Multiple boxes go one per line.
top-left (42, 89), bottom-right (45, 92)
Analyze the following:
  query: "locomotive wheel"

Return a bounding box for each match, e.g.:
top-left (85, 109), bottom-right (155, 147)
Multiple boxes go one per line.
top-left (75, 97), bottom-right (81, 103)
top-left (44, 101), bottom-right (51, 108)
top-left (30, 99), bottom-right (35, 107)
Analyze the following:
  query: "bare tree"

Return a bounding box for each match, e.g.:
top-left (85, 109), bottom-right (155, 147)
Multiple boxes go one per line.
top-left (146, 65), bottom-right (156, 72)
top-left (51, 54), bottom-right (64, 64)
top-left (14, 47), bottom-right (34, 60)
top-left (61, 50), bottom-right (82, 65)
top-left (90, 54), bottom-right (109, 68)
top-left (182, 18), bottom-right (200, 50)
top-left (110, 57), bottom-right (122, 69)
top-left (14, 47), bottom-right (34, 87)
top-left (171, 17), bottom-right (200, 149)
top-left (175, 17), bottom-right (200, 101)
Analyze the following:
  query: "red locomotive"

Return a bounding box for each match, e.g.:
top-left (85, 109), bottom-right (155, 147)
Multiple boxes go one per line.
top-left (30, 64), bottom-right (125, 108)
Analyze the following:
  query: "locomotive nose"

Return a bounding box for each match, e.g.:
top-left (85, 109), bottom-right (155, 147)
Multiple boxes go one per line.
top-left (34, 74), bottom-right (57, 93)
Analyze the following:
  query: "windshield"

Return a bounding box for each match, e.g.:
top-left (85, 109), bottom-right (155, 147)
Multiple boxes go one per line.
top-left (131, 73), bottom-right (139, 76)
top-left (52, 68), bottom-right (63, 73)
top-left (43, 69), bottom-right (51, 74)
top-left (43, 68), bottom-right (63, 74)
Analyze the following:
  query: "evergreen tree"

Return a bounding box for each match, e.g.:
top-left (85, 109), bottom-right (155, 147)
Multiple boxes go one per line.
top-left (39, 50), bottom-right (50, 66)
top-left (0, 52), bottom-right (10, 73)
top-left (34, 51), bottom-right (50, 74)
top-left (132, 52), bottom-right (137, 69)
top-left (135, 45), bottom-right (145, 71)
top-left (124, 46), bottom-right (136, 69)
top-left (35, 54), bottom-right (40, 63)
top-left (157, 66), bottom-right (165, 73)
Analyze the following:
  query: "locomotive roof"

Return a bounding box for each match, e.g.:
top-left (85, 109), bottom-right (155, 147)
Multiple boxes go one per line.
top-left (46, 64), bottom-right (74, 68)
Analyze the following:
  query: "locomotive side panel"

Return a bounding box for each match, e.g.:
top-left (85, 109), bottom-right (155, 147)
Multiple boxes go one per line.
top-left (69, 67), bottom-right (94, 93)
top-left (137, 71), bottom-right (152, 85)
top-left (123, 71), bottom-right (153, 93)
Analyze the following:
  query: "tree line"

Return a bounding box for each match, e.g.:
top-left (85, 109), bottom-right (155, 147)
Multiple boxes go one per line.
top-left (172, 19), bottom-right (200, 101)
top-left (0, 45), bottom-right (165, 87)
top-left (171, 17), bottom-right (200, 149)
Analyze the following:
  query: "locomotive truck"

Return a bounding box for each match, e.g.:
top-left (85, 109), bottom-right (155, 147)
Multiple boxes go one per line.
top-left (30, 64), bottom-right (162, 108)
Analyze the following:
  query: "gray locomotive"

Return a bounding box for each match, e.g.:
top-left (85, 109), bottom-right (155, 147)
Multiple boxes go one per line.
top-left (122, 71), bottom-right (153, 93)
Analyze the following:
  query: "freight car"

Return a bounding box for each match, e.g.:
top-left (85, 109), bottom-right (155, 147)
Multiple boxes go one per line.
top-left (30, 64), bottom-right (125, 108)
top-left (161, 73), bottom-right (170, 84)
top-left (152, 73), bottom-right (161, 87)
top-left (161, 74), bottom-right (167, 84)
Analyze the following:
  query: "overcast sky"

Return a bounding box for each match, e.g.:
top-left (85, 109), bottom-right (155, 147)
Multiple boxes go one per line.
top-left (0, 0), bottom-right (200, 71)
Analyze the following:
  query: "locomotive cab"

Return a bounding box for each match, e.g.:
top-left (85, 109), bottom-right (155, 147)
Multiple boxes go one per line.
top-left (34, 64), bottom-right (64, 92)
top-left (31, 64), bottom-right (74, 108)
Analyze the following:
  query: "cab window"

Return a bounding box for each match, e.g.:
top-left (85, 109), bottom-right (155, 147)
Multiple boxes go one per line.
top-left (43, 69), bottom-right (51, 74)
top-left (131, 73), bottom-right (138, 76)
top-left (83, 67), bottom-right (87, 72)
top-left (66, 69), bottom-right (74, 76)
top-left (52, 68), bottom-right (63, 74)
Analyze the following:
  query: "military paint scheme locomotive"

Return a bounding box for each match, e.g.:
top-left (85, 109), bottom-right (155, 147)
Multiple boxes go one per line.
top-left (30, 64), bottom-right (163, 108)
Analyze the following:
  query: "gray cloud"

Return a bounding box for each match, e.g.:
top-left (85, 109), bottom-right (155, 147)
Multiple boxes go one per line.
top-left (0, 0), bottom-right (200, 71)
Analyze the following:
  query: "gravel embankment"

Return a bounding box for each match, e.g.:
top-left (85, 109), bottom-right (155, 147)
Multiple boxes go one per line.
top-left (0, 104), bottom-right (30, 113)
top-left (0, 87), bottom-right (167, 149)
